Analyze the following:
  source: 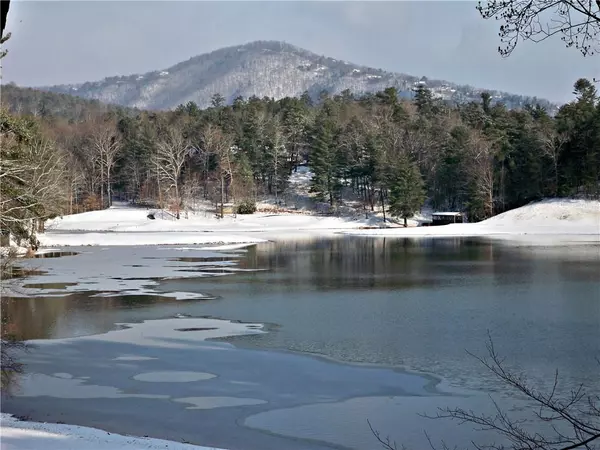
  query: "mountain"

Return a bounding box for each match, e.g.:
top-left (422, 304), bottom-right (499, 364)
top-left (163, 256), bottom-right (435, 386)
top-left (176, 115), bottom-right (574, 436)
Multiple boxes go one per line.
top-left (39, 40), bottom-right (557, 112)
top-left (0, 83), bottom-right (136, 121)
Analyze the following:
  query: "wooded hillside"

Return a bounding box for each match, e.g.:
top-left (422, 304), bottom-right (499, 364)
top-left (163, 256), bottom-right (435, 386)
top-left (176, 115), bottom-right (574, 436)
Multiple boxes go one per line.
top-left (1, 80), bottom-right (599, 248)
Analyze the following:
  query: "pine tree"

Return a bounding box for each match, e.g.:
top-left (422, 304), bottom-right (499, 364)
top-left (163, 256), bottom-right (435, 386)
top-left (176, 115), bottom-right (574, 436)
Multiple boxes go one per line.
top-left (388, 154), bottom-right (426, 227)
top-left (309, 108), bottom-right (339, 206)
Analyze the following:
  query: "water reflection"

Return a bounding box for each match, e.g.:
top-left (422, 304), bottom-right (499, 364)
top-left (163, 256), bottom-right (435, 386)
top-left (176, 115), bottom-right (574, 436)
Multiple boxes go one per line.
top-left (1, 293), bottom-right (207, 341)
top-left (3, 237), bottom-right (599, 396)
top-left (34, 251), bottom-right (79, 259)
top-left (233, 237), bottom-right (515, 291)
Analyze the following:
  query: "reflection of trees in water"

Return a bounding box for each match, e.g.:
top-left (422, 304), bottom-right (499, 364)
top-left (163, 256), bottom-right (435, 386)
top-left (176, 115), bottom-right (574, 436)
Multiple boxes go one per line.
top-left (1, 297), bottom-right (27, 395)
top-left (242, 237), bottom-right (502, 291)
top-left (1, 293), bottom-right (172, 341)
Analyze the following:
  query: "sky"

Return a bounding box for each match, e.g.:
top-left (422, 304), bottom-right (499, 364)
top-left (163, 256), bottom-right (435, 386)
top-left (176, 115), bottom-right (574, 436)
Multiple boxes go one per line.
top-left (2, 0), bottom-right (599, 104)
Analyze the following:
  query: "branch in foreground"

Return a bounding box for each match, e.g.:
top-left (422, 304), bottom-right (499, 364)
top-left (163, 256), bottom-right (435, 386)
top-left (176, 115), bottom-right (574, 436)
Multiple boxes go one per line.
top-left (369, 334), bottom-right (599, 450)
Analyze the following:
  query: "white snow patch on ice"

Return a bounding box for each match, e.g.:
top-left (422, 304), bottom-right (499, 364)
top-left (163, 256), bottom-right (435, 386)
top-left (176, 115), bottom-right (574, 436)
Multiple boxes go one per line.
top-left (132, 371), bottom-right (216, 383)
top-left (13, 373), bottom-right (169, 400)
top-left (1, 413), bottom-right (225, 450)
top-left (10, 246), bottom-right (250, 299)
top-left (39, 232), bottom-right (266, 247)
top-left (113, 355), bottom-right (158, 362)
top-left (173, 396), bottom-right (267, 410)
top-left (27, 317), bottom-right (265, 349)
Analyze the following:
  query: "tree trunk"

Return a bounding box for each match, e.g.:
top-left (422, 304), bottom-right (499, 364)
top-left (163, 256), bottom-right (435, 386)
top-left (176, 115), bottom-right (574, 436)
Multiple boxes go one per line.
top-left (404, 216), bottom-right (408, 228)
top-left (175, 183), bottom-right (180, 219)
top-left (380, 190), bottom-right (386, 223)
top-left (100, 169), bottom-right (105, 209)
top-left (107, 167), bottom-right (112, 207)
top-left (220, 175), bottom-right (225, 219)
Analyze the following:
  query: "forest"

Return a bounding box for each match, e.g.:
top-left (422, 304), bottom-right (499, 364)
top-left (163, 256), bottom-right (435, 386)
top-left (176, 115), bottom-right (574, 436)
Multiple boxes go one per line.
top-left (1, 79), bottom-right (599, 248)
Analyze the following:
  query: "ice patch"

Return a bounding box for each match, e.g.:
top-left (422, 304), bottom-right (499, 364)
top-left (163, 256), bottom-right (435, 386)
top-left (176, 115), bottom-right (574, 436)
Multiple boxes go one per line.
top-left (173, 396), bottom-right (267, 410)
top-left (27, 317), bottom-right (265, 349)
top-left (113, 355), bottom-right (157, 361)
top-left (14, 373), bottom-right (169, 400)
top-left (133, 371), bottom-right (216, 382)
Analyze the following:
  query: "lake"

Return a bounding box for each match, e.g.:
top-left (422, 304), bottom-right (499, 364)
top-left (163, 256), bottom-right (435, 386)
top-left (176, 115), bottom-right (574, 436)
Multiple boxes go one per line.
top-left (2, 237), bottom-right (599, 449)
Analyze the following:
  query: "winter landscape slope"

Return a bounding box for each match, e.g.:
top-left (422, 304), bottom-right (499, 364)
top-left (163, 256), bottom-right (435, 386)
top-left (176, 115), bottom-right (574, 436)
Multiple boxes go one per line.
top-left (38, 199), bottom-right (600, 247)
top-left (40, 40), bottom-right (556, 111)
top-left (342, 199), bottom-right (600, 242)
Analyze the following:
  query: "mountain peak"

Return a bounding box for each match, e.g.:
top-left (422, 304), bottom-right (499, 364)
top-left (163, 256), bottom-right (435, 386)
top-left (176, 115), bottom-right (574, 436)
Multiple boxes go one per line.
top-left (41, 42), bottom-right (556, 112)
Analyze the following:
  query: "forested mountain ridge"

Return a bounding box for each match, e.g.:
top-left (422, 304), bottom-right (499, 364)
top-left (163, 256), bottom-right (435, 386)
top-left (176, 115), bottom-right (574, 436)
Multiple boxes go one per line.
top-left (0, 84), bottom-right (139, 121)
top-left (39, 40), bottom-right (558, 112)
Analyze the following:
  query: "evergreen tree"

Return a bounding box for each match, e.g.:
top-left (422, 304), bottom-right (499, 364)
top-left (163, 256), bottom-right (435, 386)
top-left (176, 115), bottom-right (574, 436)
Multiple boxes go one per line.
top-left (309, 107), bottom-right (339, 205)
top-left (388, 154), bottom-right (426, 227)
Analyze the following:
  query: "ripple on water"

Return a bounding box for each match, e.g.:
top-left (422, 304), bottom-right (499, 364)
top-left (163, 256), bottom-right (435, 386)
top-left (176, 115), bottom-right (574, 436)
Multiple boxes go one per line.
top-left (132, 371), bottom-right (216, 382)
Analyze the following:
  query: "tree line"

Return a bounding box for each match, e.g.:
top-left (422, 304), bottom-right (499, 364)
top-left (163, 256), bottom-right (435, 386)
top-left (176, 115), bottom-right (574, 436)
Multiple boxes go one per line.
top-left (1, 79), bottom-right (599, 248)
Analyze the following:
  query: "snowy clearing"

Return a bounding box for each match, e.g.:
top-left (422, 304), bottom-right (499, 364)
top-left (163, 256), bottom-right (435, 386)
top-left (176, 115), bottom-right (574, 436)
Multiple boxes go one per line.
top-left (341, 199), bottom-right (600, 243)
top-left (38, 202), bottom-right (381, 247)
top-left (27, 198), bottom-right (600, 247)
top-left (1, 413), bottom-right (225, 450)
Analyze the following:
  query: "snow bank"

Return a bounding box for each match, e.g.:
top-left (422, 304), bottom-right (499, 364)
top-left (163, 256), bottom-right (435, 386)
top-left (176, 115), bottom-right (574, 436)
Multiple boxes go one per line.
top-left (341, 199), bottom-right (600, 242)
top-left (1, 413), bottom-right (225, 450)
top-left (38, 199), bottom-right (598, 247)
top-left (39, 203), bottom-right (381, 247)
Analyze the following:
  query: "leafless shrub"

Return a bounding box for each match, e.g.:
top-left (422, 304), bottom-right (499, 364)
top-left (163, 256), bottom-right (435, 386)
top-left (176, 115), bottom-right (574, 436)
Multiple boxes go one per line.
top-left (370, 333), bottom-right (599, 450)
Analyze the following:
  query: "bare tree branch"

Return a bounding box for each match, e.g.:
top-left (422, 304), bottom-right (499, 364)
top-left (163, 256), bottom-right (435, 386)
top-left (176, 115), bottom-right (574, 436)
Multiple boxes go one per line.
top-left (477, 0), bottom-right (600, 56)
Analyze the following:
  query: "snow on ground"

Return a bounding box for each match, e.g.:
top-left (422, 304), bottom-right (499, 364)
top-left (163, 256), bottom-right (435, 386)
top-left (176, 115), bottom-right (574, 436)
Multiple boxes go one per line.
top-left (342, 199), bottom-right (600, 242)
top-left (32, 198), bottom-right (600, 247)
top-left (1, 413), bottom-right (225, 450)
top-left (39, 202), bottom-right (381, 247)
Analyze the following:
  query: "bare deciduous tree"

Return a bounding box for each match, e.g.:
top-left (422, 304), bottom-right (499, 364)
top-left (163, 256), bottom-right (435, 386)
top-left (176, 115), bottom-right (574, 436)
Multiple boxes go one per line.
top-left (199, 124), bottom-right (234, 218)
top-left (539, 131), bottom-right (568, 197)
top-left (152, 125), bottom-right (191, 219)
top-left (468, 132), bottom-right (496, 219)
top-left (1, 136), bottom-right (68, 248)
top-left (477, 0), bottom-right (600, 57)
top-left (91, 122), bottom-right (122, 208)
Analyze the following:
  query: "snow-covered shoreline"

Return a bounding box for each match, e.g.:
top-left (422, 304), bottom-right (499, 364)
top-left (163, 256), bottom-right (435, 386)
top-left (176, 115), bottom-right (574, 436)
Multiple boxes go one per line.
top-left (37, 203), bottom-right (380, 247)
top-left (35, 199), bottom-right (600, 248)
top-left (0, 413), bottom-right (225, 450)
top-left (341, 199), bottom-right (599, 242)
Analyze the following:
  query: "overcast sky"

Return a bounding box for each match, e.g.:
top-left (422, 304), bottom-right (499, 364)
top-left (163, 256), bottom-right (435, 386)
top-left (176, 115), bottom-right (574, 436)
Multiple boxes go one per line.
top-left (2, 0), bottom-right (599, 103)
